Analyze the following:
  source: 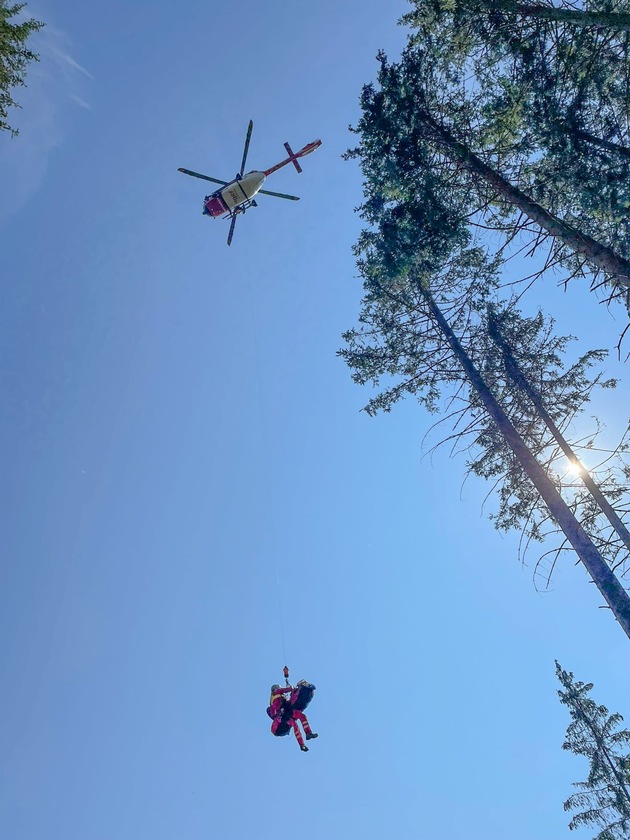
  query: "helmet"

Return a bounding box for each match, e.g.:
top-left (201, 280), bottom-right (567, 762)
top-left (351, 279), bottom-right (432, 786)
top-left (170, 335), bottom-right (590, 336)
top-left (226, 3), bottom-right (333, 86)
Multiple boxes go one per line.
top-left (271, 684), bottom-right (280, 692)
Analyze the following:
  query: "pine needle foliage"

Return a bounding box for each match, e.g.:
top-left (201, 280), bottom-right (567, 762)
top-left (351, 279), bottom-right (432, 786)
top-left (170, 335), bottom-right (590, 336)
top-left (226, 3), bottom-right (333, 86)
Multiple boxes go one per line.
top-left (342, 0), bottom-right (630, 632)
top-left (350, 2), bottom-right (630, 302)
top-left (340, 165), bottom-right (630, 629)
top-left (556, 662), bottom-right (630, 839)
top-left (0, 1), bottom-right (44, 136)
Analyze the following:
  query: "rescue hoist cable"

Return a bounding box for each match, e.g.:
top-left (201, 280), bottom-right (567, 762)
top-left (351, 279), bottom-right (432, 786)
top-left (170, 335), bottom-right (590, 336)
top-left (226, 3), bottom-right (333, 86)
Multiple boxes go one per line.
top-left (246, 273), bottom-right (289, 666)
top-left (275, 561), bottom-right (288, 666)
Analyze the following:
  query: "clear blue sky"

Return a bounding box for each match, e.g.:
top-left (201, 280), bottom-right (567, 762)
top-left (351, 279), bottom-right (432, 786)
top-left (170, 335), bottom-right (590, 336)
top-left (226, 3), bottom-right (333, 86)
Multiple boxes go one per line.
top-left (1, 2), bottom-right (628, 839)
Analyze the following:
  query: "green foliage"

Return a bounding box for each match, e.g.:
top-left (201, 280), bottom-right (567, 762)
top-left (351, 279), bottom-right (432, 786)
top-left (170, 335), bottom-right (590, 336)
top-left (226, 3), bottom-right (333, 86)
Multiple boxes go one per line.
top-left (342, 0), bottom-right (630, 605)
top-left (343, 94), bottom-right (630, 576)
top-left (465, 307), bottom-right (629, 583)
top-left (0, 1), bottom-right (45, 136)
top-left (394, 0), bottom-right (630, 298)
top-left (556, 662), bottom-right (630, 839)
top-left (341, 219), bottom-right (630, 580)
top-left (340, 235), bottom-right (498, 415)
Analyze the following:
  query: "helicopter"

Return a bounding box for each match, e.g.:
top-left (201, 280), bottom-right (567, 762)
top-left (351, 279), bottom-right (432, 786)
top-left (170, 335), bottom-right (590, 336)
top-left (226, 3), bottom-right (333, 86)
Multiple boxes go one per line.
top-left (178, 120), bottom-right (322, 246)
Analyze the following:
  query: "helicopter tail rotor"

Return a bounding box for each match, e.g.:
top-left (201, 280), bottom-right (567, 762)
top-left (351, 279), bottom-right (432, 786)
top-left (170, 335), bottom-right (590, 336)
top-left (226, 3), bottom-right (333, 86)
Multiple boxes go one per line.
top-left (283, 142), bottom-right (303, 173)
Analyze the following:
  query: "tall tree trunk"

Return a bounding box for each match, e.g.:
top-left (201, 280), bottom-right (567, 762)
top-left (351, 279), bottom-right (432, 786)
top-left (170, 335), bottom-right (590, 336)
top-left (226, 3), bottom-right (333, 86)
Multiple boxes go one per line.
top-left (487, 308), bottom-right (630, 555)
top-left (481, 0), bottom-right (630, 30)
top-left (419, 109), bottom-right (630, 289)
top-left (418, 283), bottom-right (630, 640)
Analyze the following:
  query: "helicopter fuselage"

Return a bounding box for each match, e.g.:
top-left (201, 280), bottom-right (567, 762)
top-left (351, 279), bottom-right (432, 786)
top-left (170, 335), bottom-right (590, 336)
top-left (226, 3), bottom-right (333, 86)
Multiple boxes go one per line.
top-left (203, 171), bottom-right (266, 217)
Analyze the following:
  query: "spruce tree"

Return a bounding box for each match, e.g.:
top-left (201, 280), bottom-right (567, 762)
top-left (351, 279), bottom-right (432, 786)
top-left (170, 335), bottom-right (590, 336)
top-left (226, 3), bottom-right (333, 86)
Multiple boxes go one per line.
top-left (485, 307), bottom-right (630, 558)
top-left (339, 195), bottom-right (630, 636)
top-left (342, 1), bottom-right (630, 637)
top-left (556, 662), bottom-right (630, 839)
top-left (348, 44), bottom-right (630, 297)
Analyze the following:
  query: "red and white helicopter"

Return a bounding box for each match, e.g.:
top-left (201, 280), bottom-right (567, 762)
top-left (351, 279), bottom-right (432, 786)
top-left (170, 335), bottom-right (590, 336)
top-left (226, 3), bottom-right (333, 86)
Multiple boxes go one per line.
top-left (178, 120), bottom-right (321, 246)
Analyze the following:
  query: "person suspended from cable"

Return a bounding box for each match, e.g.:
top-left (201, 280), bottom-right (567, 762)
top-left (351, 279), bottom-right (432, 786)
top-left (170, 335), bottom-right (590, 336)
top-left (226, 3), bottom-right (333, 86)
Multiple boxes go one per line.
top-left (267, 666), bottom-right (318, 752)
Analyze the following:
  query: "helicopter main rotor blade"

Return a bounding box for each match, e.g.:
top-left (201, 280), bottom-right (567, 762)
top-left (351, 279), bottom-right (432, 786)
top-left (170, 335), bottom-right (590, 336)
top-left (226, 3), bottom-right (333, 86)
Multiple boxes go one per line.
top-left (226, 215), bottom-right (237, 247)
top-left (258, 188), bottom-right (300, 201)
top-left (178, 168), bottom-right (228, 186)
top-left (239, 120), bottom-right (254, 176)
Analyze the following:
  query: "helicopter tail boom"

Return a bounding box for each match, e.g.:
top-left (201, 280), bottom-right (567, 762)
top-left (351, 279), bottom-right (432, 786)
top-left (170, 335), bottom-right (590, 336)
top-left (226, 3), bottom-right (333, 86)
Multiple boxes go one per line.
top-left (263, 139), bottom-right (322, 177)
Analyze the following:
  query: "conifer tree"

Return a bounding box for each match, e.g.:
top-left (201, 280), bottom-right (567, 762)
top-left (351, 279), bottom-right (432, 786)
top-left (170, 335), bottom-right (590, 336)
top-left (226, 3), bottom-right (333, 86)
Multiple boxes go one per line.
top-left (486, 307), bottom-right (630, 558)
top-left (342, 2), bottom-right (630, 636)
top-left (348, 45), bottom-right (630, 298)
top-left (0, 1), bottom-right (44, 136)
top-left (339, 196), bottom-right (630, 637)
top-left (556, 662), bottom-right (630, 839)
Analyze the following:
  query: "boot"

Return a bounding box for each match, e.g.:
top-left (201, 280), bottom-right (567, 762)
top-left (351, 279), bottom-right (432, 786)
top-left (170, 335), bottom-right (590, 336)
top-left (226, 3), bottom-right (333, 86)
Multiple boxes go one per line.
top-left (305, 732), bottom-right (318, 740)
top-left (300, 744), bottom-right (309, 752)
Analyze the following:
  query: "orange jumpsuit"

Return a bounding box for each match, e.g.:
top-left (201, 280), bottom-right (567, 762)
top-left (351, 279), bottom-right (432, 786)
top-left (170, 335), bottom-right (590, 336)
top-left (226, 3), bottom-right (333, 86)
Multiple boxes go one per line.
top-left (269, 685), bottom-right (315, 750)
